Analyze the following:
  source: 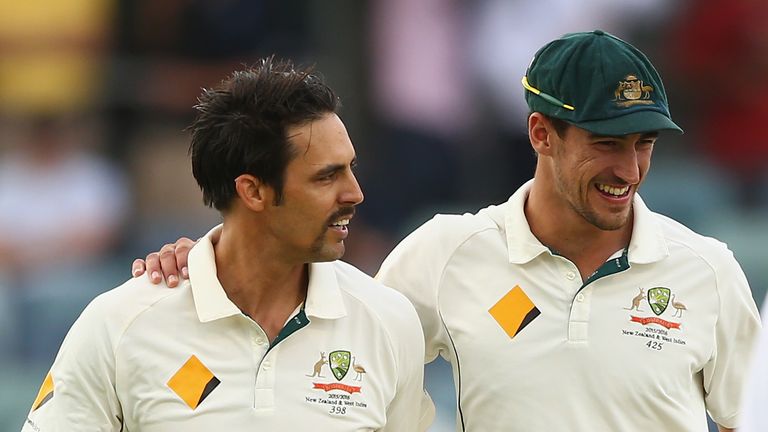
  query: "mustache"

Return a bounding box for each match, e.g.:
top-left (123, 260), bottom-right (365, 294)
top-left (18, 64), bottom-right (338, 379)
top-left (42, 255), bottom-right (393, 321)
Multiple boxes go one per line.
top-left (326, 207), bottom-right (356, 225)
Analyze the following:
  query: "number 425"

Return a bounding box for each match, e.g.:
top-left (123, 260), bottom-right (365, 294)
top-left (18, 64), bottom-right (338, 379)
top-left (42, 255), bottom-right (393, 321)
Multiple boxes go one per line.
top-left (647, 341), bottom-right (664, 351)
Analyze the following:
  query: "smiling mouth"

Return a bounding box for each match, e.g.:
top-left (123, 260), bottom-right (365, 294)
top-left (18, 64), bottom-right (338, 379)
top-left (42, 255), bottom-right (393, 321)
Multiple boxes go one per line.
top-left (596, 183), bottom-right (630, 198)
top-left (329, 219), bottom-right (350, 229)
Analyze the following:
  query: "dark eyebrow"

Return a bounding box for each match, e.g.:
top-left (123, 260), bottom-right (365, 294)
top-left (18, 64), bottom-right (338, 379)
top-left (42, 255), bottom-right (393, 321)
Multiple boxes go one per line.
top-left (313, 157), bottom-right (356, 179)
top-left (314, 163), bottom-right (345, 178)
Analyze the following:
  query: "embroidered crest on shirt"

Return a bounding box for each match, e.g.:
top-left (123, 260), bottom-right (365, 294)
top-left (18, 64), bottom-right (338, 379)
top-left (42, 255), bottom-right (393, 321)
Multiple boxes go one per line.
top-left (489, 285), bottom-right (541, 339)
top-left (329, 350), bottom-right (351, 381)
top-left (167, 355), bottom-right (220, 409)
top-left (307, 349), bottom-right (365, 394)
top-left (647, 287), bottom-right (670, 315)
top-left (304, 349), bottom-right (369, 414)
top-left (620, 287), bottom-right (689, 350)
top-left (624, 286), bottom-right (682, 330)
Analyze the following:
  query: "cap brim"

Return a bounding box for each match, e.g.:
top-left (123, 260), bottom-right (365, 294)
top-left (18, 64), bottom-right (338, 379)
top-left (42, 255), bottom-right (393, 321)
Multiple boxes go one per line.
top-left (574, 110), bottom-right (683, 136)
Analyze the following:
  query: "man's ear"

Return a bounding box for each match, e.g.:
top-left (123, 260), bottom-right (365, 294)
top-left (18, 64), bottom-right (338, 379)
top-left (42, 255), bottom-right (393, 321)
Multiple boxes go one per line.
top-left (528, 112), bottom-right (556, 157)
top-left (234, 174), bottom-right (272, 211)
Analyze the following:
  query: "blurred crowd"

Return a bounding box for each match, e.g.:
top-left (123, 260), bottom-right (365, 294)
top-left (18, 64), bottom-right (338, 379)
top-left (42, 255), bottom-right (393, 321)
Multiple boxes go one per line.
top-left (1, 1), bottom-right (767, 430)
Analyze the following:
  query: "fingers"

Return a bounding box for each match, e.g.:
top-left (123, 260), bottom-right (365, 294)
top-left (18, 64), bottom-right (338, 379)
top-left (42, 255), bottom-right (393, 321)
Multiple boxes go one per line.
top-left (174, 237), bottom-right (195, 280)
top-left (131, 259), bottom-right (146, 278)
top-left (158, 243), bottom-right (180, 287)
top-left (138, 237), bottom-right (198, 287)
top-left (144, 252), bottom-right (163, 284)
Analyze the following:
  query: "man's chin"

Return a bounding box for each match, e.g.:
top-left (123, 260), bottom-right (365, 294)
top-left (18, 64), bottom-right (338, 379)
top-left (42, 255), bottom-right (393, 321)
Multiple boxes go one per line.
top-left (581, 208), bottom-right (631, 231)
top-left (309, 243), bottom-right (346, 263)
top-left (594, 213), bottom-right (631, 231)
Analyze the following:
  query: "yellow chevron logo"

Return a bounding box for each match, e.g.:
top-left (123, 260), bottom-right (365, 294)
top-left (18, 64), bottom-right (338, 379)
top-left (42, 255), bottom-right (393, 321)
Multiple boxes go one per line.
top-left (31, 371), bottom-right (54, 411)
top-left (489, 285), bottom-right (541, 338)
top-left (167, 355), bottom-right (220, 409)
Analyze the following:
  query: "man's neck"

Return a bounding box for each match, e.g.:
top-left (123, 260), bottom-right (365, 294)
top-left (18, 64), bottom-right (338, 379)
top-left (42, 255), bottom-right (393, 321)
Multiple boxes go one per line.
top-left (213, 223), bottom-right (308, 342)
top-left (525, 181), bottom-right (633, 280)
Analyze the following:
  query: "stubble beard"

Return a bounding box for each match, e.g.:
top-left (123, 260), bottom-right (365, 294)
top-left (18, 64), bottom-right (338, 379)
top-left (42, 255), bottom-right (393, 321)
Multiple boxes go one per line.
top-left (555, 168), bottom-right (630, 232)
top-left (573, 202), bottom-right (630, 231)
top-left (307, 206), bottom-right (355, 262)
top-left (307, 227), bottom-right (344, 262)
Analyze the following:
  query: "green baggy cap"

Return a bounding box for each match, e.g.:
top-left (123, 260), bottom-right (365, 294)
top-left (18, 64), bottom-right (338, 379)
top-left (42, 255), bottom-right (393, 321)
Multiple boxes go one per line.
top-left (523, 30), bottom-right (683, 135)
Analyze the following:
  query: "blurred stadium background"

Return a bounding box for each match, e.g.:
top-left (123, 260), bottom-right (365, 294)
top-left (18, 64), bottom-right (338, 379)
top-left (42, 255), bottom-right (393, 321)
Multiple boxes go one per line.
top-left (1, 0), bottom-right (766, 430)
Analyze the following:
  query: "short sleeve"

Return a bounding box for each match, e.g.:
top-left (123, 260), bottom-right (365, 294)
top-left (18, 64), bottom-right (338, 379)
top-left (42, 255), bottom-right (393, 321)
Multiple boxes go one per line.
top-left (740, 291), bottom-right (768, 432)
top-left (703, 251), bottom-right (761, 428)
top-left (379, 294), bottom-right (435, 431)
top-left (22, 295), bottom-right (123, 432)
top-left (376, 217), bottom-right (453, 363)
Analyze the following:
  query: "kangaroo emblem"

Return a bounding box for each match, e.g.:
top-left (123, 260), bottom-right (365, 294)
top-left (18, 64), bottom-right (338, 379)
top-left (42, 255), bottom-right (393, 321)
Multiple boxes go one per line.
top-left (306, 352), bottom-right (327, 378)
top-left (624, 288), bottom-right (645, 311)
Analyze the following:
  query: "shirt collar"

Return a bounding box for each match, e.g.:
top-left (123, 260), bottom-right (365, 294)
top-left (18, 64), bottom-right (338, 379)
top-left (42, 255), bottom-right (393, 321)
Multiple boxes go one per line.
top-left (188, 225), bottom-right (347, 323)
top-left (502, 180), bottom-right (668, 265)
top-left (503, 180), bottom-right (551, 264)
top-left (188, 226), bottom-right (240, 323)
top-left (303, 262), bottom-right (347, 320)
top-left (626, 193), bottom-right (669, 264)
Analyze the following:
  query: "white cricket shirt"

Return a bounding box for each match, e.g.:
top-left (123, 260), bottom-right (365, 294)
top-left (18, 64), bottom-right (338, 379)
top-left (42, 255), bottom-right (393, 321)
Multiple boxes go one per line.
top-left (740, 291), bottom-right (768, 432)
top-left (377, 180), bottom-right (760, 431)
top-left (24, 228), bottom-right (432, 431)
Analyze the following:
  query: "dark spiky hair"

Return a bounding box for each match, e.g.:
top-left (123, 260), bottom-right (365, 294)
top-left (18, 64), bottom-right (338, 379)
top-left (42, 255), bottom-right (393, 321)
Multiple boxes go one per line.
top-left (188, 57), bottom-right (340, 210)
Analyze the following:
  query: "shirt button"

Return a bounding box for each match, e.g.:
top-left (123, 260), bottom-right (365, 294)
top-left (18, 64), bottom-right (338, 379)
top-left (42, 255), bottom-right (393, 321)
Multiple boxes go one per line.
top-left (262, 361), bottom-right (271, 370)
top-left (566, 271), bottom-right (576, 280)
top-left (255, 338), bottom-right (266, 346)
top-left (575, 293), bottom-right (585, 302)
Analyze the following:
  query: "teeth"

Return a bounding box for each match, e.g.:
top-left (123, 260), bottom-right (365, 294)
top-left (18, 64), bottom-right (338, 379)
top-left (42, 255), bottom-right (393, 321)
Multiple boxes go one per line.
top-left (597, 184), bottom-right (629, 196)
top-left (331, 219), bottom-right (350, 227)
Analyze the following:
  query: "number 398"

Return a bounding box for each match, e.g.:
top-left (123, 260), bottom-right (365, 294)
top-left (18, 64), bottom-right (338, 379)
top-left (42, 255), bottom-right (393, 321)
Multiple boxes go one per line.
top-left (329, 406), bottom-right (347, 415)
